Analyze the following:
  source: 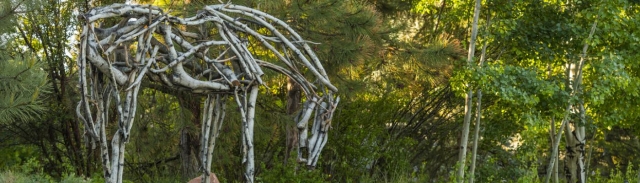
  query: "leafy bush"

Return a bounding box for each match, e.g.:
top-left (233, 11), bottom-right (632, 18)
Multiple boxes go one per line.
top-left (256, 154), bottom-right (327, 183)
top-left (592, 164), bottom-right (639, 183)
top-left (0, 171), bottom-right (51, 183)
top-left (0, 170), bottom-right (92, 183)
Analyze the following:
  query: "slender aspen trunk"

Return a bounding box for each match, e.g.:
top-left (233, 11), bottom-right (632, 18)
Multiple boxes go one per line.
top-left (584, 131), bottom-right (594, 182)
top-left (545, 104), bottom-right (570, 183)
top-left (554, 151), bottom-right (559, 183)
top-left (550, 118), bottom-right (559, 183)
top-left (545, 17), bottom-right (598, 182)
top-left (564, 18), bottom-right (597, 183)
top-left (457, 0), bottom-right (481, 182)
top-left (468, 89), bottom-right (481, 183)
top-left (469, 29), bottom-right (488, 183)
top-left (546, 64), bottom-right (559, 183)
top-left (563, 115), bottom-right (580, 182)
top-left (458, 90), bottom-right (473, 182)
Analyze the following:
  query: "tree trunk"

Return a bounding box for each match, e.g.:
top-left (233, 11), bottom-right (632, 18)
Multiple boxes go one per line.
top-left (545, 106), bottom-right (569, 183)
top-left (550, 118), bottom-right (559, 183)
top-left (545, 43), bottom-right (584, 183)
top-left (457, 0), bottom-right (481, 182)
top-left (285, 78), bottom-right (301, 165)
top-left (457, 90), bottom-right (473, 182)
top-left (180, 127), bottom-right (200, 179)
top-left (469, 28), bottom-right (488, 182)
top-left (564, 110), bottom-right (586, 183)
top-left (468, 89), bottom-right (481, 183)
top-left (178, 93), bottom-right (203, 180)
top-left (546, 64), bottom-right (560, 183)
top-left (563, 18), bottom-right (597, 183)
top-left (564, 118), bottom-right (584, 183)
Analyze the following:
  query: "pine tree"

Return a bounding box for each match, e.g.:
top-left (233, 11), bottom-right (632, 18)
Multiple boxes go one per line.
top-left (0, 0), bottom-right (50, 124)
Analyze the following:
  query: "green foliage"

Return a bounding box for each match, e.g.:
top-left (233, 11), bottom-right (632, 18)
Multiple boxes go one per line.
top-left (0, 55), bottom-right (50, 124)
top-left (0, 0), bottom-right (37, 34)
top-left (0, 0), bottom-right (50, 124)
top-left (256, 156), bottom-right (327, 183)
top-left (516, 165), bottom-right (538, 183)
top-left (321, 93), bottom-right (416, 182)
top-left (0, 0), bottom-right (92, 179)
top-left (592, 164), bottom-right (640, 183)
top-left (1, 0), bottom-right (640, 182)
top-left (0, 170), bottom-right (92, 183)
top-left (59, 173), bottom-right (92, 183)
top-left (473, 64), bottom-right (556, 106)
top-left (0, 171), bottom-right (52, 183)
top-left (0, 140), bottom-right (38, 168)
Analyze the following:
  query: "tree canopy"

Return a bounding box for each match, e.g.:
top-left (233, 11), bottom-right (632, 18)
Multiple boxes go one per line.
top-left (0, 0), bottom-right (639, 182)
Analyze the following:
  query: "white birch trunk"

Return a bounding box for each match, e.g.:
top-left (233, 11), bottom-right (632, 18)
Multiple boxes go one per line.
top-left (469, 23), bottom-right (489, 182)
top-left (457, 0), bottom-right (481, 182)
top-left (468, 90), bottom-right (481, 183)
top-left (550, 118), bottom-right (559, 183)
top-left (563, 18), bottom-right (597, 183)
top-left (545, 105), bottom-right (570, 183)
top-left (458, 90), bottom-right (473, 182)
top-left (244, 85), bottom-right (259, 182)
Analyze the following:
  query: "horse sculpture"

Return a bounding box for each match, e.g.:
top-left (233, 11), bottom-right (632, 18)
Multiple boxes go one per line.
top-left (76, 3), bottom-right (338, 183)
